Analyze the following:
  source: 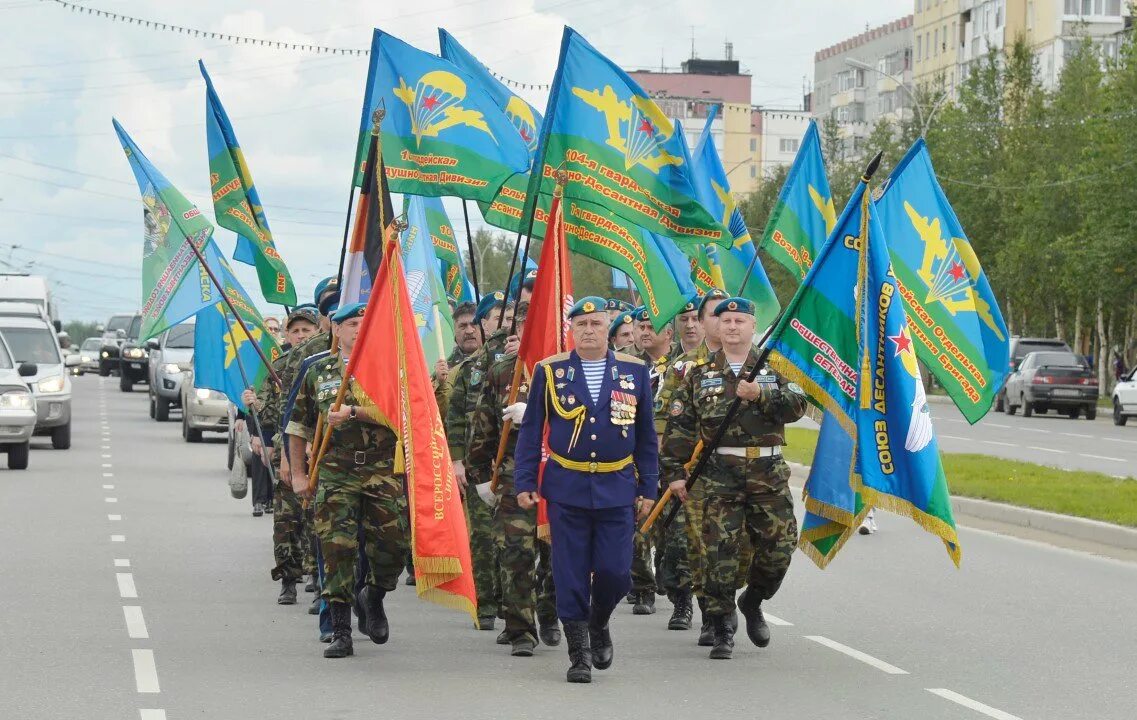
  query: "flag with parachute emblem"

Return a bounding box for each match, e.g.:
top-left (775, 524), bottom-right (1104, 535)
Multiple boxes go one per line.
top-left (763, 168), bottom-right (960, 567)
top-left (523, 27), bottom-right (730, 249)
top-left (200, 61), bottom-right (297, 307)
top-left (113, 119), bottom-right (226, 341)
top-left (192, 243), bottom-right (283, 410)
top-left (690, 107), bottom-right (779, 328)
top-left (758, 120), bottom-right (836, 279)
top-left (401, 194), bottom-right (455, 366)
top-left (354, 29), bottom-right (531, 202)
top-left (873, 139), bottom-right (1009, 423)
top-left (346, 233), bottom-right (477, 620)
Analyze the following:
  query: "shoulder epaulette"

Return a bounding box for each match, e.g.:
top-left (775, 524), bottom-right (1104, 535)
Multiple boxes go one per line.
top-left (614, 352), bottom-right (645, 366)
top-left (536, 351), bottom-right (572, 368)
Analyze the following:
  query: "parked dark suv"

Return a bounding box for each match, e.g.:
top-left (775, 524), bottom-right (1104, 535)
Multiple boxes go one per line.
top-left (995, 337), bottom-right (1072, 412)
top-left (1004, 350), bottom-right (1099, 419)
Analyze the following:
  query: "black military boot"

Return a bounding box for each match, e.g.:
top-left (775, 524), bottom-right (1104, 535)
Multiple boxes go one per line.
top-left (697, 597), bottom-right (714, 646)
top-left (277, 579), bottom-right (297, 605)
top-left (632, 592), bottom-right (656, 615)
top-left (510, 634), bottom-right (536, 657)
top-left (304, 575), bottom-right (316, 593)
top-left (667, 590), bottom-right (693, 630)
top-left (708, 614), bottom-right (735, 660)
top-left (737, 588), bottom-right (771, 648)
top-left (588, 606), bottom-right (614, 670)
top-left (323, 603), bottom-right (354, 658)
top-left (563, 621), bottom-right (592, 683)
top-left (360, 585), bottom-right (389, 645)
top-left (539, 618), bottom-right (562, 647)
top-left (625, 591), bottom-right (637, 605)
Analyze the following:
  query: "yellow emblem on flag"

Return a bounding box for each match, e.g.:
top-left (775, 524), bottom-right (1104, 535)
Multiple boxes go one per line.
top-left (394, 71), bottom-right (495, 148)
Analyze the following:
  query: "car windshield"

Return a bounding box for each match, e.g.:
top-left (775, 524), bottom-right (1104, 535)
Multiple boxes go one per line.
top-left (128, 316), bottom-right (142, 339)
top-left (1015, 341), bottom-right (1067, 360)
top-left (166, 325), bottom-right (195, 349)
top-left (1, 326), bottom-right (60, 364)
top-left (1033, 352), bottom-right (1083, 368)
top-left (106, 316), bottom-right (133, 332)
top-left (81, 338), bottom-right (101, 352)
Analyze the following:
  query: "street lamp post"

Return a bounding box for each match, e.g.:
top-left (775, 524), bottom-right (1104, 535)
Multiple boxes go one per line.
top-left (844, 57), bottom-right (950, 137)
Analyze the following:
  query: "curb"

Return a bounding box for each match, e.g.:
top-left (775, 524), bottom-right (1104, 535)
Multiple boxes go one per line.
top-left (787, 462), bottom-right (1137, 552)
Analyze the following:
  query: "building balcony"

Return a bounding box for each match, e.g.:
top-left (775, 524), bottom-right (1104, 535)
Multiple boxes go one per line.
top-left (831, 87), bottom-right (866, 107)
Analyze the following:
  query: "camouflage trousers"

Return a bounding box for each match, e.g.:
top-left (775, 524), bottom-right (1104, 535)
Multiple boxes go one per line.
top-left (465, 469), bottom-right (501, 621)
top-left (493, 487), bottom-right (557, 644)
top-left (653, 498), bottom-right (691, 596)
top-left (701, 457), bottom-right (797, 616)
top-left (314, 458), bottom-right (408, 604)
top-left (271, 476), bottom-right (313, 582)
top-left (630, 530), bottom-right (655, 595)
top-left (686, 478), bottom-right (754, 598)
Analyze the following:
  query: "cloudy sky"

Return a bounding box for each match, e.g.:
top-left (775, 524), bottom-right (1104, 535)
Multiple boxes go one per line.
top-left (0, 0), bottom-right (911, 322)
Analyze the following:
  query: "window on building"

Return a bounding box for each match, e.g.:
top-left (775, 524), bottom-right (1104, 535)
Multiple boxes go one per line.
top-left (750, 165), bottom-right (756, 178)
top-left (750, 138), bottom-right (757, 152)
top-left (779, 138), bottom-right (800, 154)
top-left (916, 0), bottom-right (922, 11)
top-left (916, 35), bottom-right (923, 60)
top-left (934, 29), bottom-right (939, 56)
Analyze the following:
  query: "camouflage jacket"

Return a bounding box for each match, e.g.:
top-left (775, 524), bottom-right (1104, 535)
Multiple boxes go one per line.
top-left (253, 351), bottom-right (291, 435)
top-left (433, 344), bottom-right (471, 423)
top-left (285, 354), bottom-right (397, 455)
top-left (445, 328), bottom-right (508, 461)
top-left (652, 341), bottom-right (713, 435)
top-left (660, 347), bottom-right (807, 487)
top-left (467, 352), bottom-right (528, 491)
top-left (636, 347), bottom-right (674, 401)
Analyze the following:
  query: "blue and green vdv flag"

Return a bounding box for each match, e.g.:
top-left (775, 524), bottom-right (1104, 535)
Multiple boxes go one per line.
top-left (113, 119), bottom-right (227, 342)
top-left (401, 195), bottom-right (455, 366)
top-left (200, 61), bottom-right (297, 307)
top-left (758, 120), bottom-right (836, 279)
top-left (524, 27), bottom-right (730, 249)
top-left (764, 173), bottom-right (960, 568)
top-left (690, 107), bottom-right (779, 328)
top-left (355, 29), bottom-right (531, 202)
top-left (873, 139), bottom-right (1009, 423)
top-left (417, 195), bottom-right (473, 304)
top-left (193, 245), bottom-right (283, 410)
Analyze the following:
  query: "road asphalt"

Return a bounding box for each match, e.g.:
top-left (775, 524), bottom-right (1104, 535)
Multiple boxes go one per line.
top-left (3, 376), bottom-right (1135, 720)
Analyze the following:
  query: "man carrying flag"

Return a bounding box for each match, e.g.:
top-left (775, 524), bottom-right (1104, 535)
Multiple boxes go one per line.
top-left (514, 296), bottom-right (658, 684)
top-left (286, 302), bottom-right (409, 658)
top-left (660, 297), bottom-right (808, 660)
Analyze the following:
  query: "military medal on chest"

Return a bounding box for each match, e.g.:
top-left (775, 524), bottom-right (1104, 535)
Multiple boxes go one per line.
top-left (609, 390), bottom-right (637, 425)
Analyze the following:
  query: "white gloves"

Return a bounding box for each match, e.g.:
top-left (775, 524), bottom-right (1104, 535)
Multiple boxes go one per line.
top-left (502, 402), bottom-right (527, 425)
top-left (476, 481), bottom-right (499, 508)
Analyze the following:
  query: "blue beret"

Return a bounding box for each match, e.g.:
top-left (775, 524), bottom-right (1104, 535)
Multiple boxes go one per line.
top-left (317, 290), bottom-right (341, 316)
top-left (522, 268), bottom-right (538, 287)
top-left (474, 291), bottom-right (506, 323)
top-left (712, 297), bottom-right (756, 317)
top-left (698, 288), bottom-right (729, 313)
top-left (678, 292), bottom-right (700, 314)
top-left (606, 298), bottom-right (634, 312)
top-left (631, 305), bottom-right (649, 323)
top-left (331, 302), bottom-right (367, 323)
top-left (313, 276), bottom-right (337, 305)
top-left (567, 296), bottom-right (607, 319)
top-left (605, 298), bottom-right (621, 311)
top-left (608, 311), bottom-right (635, 338)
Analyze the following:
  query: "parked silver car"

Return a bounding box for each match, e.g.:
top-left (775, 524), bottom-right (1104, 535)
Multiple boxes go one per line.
top-left (0, 334), bottom-right (38, 469)
top-left (146, 324), bottom-right (194, 422)
top-left (0, 306), bottom-right (78, 449)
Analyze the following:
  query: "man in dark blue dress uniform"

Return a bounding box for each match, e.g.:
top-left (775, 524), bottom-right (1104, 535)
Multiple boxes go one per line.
top-left (514, 297), bottom-right (658, 684)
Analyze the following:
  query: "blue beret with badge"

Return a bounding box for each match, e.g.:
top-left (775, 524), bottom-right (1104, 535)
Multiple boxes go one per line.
top-left (317, 289), bottom-right (341, 317)
top-left (474, 291), bottom-right (506, 323)
top-left (712, 296), bottom-right (756, 317)
top-left (608, 311), bottom-right (635, 338)
top-left (678, 291), bottom-right (700, 315)
top-left (632, 305), bottom-right (649, 323)
top-left (331, 302), bottom-right (366, 323)
top-left (567, 296), bottom-right (608, 319)
top-left (313, 276), bottom-right (337, 305)
top-left (698, 288), bottom-right (730, 314)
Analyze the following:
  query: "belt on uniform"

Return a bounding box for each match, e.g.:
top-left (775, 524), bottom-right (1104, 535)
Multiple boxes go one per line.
top-left (548, 450), bottom-right (633, 474)
top-left (715, 445), bottom-right (781, 459)
top-left (325, 448), bottom-right (389, 466)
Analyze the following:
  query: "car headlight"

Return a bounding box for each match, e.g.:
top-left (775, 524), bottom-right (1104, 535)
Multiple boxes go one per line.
top-left (37, 375), bottom-right (66, 393)
top-left (162, 363), bottom-right (183, 375)
top-left (0, 390), bottom-right (33, 409)
top-left (101, 351), bottom-right (109, 358)
top-left (195, 388), bottom-right (221, 400)
top-left (124, 348), bottom-right (145, 359)
top-left (81, 355), bottom-right (91, 363)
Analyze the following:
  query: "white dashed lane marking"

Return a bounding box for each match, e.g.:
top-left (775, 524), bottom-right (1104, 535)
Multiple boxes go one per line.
top-left (123, 606), bottom-right (149, 639)
top-left (805, 636), bottom-right (908, 675)
top-left (102, 484), bottom-right (114, 490)
top-left (105, 497), bottom-right (118, 503)
top-left (1080, 454), bottom-right (1126, 462)
top-left (116, 572), bottom-right (137, 599)
top-left (114, 559), bottom-right (130, 568)
top-left (982, 440), bottom-right (1016, 447)
top-left (139, 710), bottom-right (167, 720)
top-left (926, 688), bottom-right (1023, 720)
top-left (939, 434), bottom-right (967, 441)
top-left (763, 612), bottom-right (793, 626)
top-left (131, 649), bottom-right (160, 693)
top-left (111, 535), bottom-right (125, 543)
top-left (1028, 446), bottom-right (1066, 454)
top-left (108, 514), bottom-right (121, 521)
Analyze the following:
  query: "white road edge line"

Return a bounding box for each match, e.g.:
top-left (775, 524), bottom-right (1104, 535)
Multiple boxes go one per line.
top-left (1080, 453), bottom-right (1125, 462)
top-left (1028, 446), bottom-right (1066, 454)
top-left (763, 612), bottom-right (793, 626)
top-left (117, 572), bottom-right (137, 598)
top-left (131, 649), bottom-right (160, 693)
top-left (804, 635), bottom-right (908, 675)
top-left (139, 711), bottom-right (167, 720)
top-left (926, 688), bottom-right (1022, 720)
top-left (123, 606), bottom-right (149, 639)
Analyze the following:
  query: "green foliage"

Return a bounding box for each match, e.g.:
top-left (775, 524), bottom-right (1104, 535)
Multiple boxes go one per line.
top-left (63, 320), bottom-right (101, 345)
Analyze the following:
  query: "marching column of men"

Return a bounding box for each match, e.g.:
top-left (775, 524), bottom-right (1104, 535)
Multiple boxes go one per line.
top-left (243, 273), bottom-right (807, 680)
